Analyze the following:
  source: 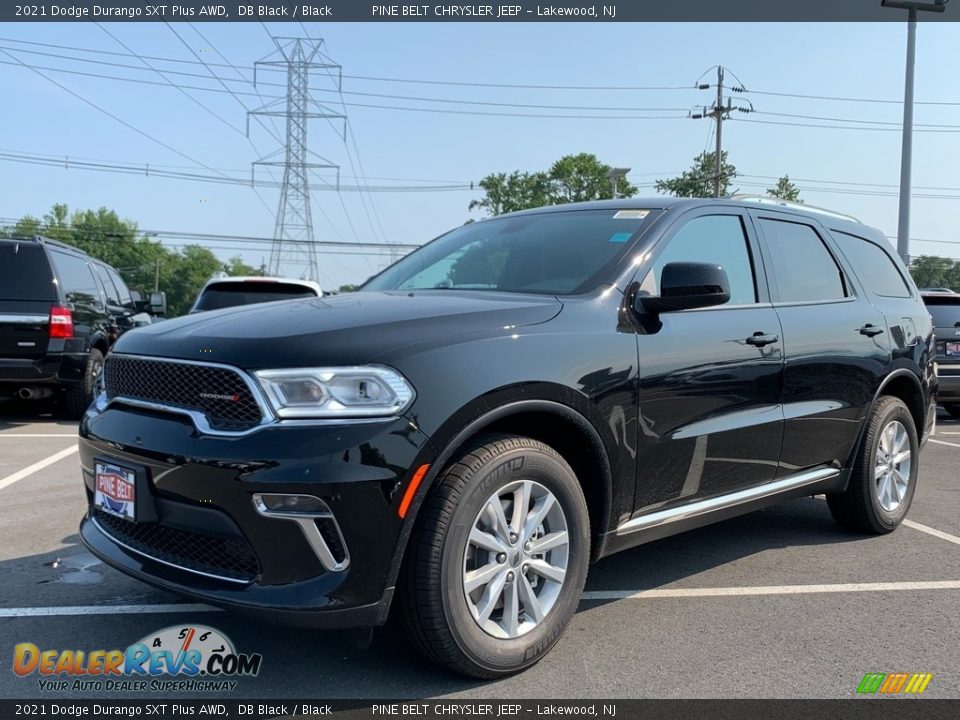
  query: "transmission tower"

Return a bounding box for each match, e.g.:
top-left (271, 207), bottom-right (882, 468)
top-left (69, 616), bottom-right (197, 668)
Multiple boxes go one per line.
top-left (690, 66), bottom-right (753, 197)
top-left (248, 38), bottom-right (345, 281)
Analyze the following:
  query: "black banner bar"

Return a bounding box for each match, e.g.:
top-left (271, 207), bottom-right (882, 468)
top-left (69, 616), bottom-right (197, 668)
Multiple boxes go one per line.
top-left (2, 0), bottom-right (958, 23)
top-left (3, 700), bottom-right (960, 720)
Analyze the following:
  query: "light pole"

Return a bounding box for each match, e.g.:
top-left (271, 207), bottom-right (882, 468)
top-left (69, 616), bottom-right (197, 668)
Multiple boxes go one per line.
top-left (608, 167), bottom-right (631, 200)
top-left (881, 0), bottom-right (948, 266)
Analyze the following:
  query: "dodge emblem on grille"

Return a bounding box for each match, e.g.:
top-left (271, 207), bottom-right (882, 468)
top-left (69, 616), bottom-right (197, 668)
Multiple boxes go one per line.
top-left (199, 392), bottom-right (240, 402)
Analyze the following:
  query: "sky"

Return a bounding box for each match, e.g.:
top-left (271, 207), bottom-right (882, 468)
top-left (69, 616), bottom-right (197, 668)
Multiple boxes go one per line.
top-left (1, 20), bottom-right (959, 290)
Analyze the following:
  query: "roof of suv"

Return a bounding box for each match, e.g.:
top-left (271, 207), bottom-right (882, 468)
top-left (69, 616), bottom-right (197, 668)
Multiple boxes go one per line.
top-left (0, 234), bottom-right (89, 256)
top-left (200, 276), bottom-right (322, 293)
top-left (496, 197), bottom-right (867, 229)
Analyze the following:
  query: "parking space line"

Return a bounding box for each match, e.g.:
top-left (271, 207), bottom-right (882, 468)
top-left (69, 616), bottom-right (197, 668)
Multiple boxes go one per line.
top-left (904, 519), bottom-right (960, 547)
top-left (580, 580), bottom-right (960, 600)
top-left (0, 603), bottom-right (220, 618)
top-left (0, 445), bottom-right (78, 491)
top-left (929, 438), bottom-right (960, 449)
top-left (0, 433), bottom-right (77, 438)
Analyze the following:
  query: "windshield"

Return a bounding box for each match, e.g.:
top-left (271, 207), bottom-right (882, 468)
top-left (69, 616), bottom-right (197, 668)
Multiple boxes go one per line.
top-left (923, 295), bottom-right (960, 327)
top-left (363, 209), bottom-right (657, 295)
top-left (193, 282), bottom-right (317, 312)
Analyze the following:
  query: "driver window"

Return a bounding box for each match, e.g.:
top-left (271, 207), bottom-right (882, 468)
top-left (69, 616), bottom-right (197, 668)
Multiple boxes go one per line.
top-left (640, 214), bottom-right (757, 305)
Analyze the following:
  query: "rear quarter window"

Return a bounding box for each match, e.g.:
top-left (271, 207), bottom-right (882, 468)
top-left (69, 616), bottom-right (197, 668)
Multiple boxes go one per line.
top-left (832, 231), bottom-right (911, 298)
top-left (0, 242), bottom-right (56, 301)
top-left (49, 250), bottom-right (101, 305)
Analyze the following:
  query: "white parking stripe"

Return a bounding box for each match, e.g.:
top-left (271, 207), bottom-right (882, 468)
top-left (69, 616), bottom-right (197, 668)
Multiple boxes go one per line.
top-left (0, 603), bottom-right (219, 618)
top-left (580, 580), bottom-right (960, 600)
top-left (0, 445), bottom-right (78, 491)
top-left (0, 433), bottom-right (77, 438)
top-left (929, 438), bottom-right (960, 449)
top-left (904, 519), bottom-right (960, 546)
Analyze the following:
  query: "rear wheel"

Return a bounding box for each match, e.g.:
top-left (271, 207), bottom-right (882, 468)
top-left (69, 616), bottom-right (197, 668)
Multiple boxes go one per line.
top-left (398, 435), bottom-right (590, 678)
top-left (58, 348), bottom-right (103, 419)
top-left (944, 404), bottom-right (960, 420)
top-left (827, 396), bottom-right (918, 534)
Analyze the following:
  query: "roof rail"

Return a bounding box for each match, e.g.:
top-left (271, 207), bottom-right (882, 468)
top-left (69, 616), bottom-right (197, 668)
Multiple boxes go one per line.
top-left (728, 194), bottom-right (862, 224)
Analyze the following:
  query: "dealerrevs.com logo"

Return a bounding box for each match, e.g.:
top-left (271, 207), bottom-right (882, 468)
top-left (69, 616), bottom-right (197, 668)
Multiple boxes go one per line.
top-left (13, 625), bottom-right (262, 693)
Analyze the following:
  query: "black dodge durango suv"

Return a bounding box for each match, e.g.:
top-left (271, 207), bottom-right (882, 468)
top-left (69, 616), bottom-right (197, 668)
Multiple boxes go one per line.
top-left (79, 198), bottom-right (937, 678)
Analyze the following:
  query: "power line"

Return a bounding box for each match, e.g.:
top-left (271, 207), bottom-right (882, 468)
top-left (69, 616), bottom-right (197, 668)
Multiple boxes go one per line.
top-left (732, 117), bottom-right (960, 133)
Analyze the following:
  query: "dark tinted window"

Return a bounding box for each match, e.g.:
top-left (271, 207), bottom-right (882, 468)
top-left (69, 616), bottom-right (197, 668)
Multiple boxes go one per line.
top-left (49, 251), bottom-right (100, 305)
top-left (642, 214), bottom-right (756, 305)
top-left (193, 282), bottom-right (318, 311)
top-left (833, 232), bottom-right (911, 298)
top-left (759, 219), bottom-right (847, 303)
top-left (106, 267), bottom-right (132, 306)
top-left (923, 295), bottom-right (960, 328)
top-left (93, 264), bottom-right (121, 305)
top-left (0, 242), bottom-right (56, 301)
top-left (364, 209), bottom-right (657, 295)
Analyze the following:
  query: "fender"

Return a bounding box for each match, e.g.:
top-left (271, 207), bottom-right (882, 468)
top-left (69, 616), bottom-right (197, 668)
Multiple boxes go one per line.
top-left (381, 399), bottom-right (614, 601)
top-left (843, 368), bottom-right (926, 471)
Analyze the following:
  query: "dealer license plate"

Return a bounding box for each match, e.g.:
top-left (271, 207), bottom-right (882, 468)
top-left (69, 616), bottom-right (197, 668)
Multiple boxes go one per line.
top-left (946, 342), bottom-right (960, 357)
top-left (94, 461), bottom-right (136, 521)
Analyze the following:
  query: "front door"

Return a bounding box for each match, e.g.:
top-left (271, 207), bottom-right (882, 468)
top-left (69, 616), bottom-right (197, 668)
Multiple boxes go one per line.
top-left (632, 209), bottom-right (785, 513)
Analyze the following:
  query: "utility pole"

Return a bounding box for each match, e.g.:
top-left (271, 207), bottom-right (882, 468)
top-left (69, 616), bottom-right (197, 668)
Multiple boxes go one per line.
top-left (881, 0), bottom-right (948, 266)
top-left (249, 37), bottom-right (345, 282)
top-left (690, 66), bottom-right (752, 198)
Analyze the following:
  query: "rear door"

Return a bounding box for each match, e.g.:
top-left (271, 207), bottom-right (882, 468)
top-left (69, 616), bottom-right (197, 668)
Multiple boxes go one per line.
top-left (0, 241), bottom-right (57, 360)
top-left (751, 211), bottom-right (891, 475)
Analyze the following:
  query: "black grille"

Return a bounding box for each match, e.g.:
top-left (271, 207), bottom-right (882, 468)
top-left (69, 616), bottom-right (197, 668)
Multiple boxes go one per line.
top-left (104, 355), bottom-right (263, 431)
top-left (94, 510), bottom-right (259, 582)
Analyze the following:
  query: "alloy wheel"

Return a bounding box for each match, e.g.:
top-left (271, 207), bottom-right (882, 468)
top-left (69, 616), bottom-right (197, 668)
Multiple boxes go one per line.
top-left (874, 420), bottom-right (912, 512)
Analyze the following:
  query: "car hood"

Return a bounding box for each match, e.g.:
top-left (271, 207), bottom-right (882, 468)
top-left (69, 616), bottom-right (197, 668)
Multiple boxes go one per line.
top-left (112, 290), bottom-right (563, 368)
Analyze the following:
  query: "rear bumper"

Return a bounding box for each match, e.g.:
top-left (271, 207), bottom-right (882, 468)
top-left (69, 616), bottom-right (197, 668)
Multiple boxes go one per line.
top-left (0, 352), bottom-right (87, 391)
top-left (936, 365), bottom-right (960, 403)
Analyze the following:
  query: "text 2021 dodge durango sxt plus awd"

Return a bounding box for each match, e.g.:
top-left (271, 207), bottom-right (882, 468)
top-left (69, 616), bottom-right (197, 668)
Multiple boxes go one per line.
top-left (79, 197), bottom-right (937, 678)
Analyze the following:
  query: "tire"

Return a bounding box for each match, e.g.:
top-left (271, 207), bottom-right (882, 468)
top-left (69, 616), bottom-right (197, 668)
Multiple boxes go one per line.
top-left (944, 404), bottom-right (960, 420)
top-left (827, 396), bottom-right (918, 534)
top-left (398, 434), bottom-right (590, 678)
top-left (58, 348), bottom-right (104, 420)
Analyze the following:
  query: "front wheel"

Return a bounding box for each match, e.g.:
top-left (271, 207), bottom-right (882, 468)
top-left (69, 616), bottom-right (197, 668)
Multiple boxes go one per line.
top-left (827, 396), bottom-right (918, 534)
top-left (398, 435), bottom-right (590, 678)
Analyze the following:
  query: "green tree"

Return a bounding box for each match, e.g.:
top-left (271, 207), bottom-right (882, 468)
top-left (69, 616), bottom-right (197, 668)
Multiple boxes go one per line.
top-left (655, 151), bottom-right (737, 198)
top-left (469, 153), bottom-right (638, 217)
top-left (767, 175), bottom-right (802, 203)
top-left (909, 255), bottom-right (960, 291)
top-left (223, 256), bottom-right (264, 277)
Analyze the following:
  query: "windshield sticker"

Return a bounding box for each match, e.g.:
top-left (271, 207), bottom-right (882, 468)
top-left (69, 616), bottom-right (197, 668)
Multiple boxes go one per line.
top-left (608, 232), bottom-right (633, 244)
top-left (613, 210), bottom-right (650, 219)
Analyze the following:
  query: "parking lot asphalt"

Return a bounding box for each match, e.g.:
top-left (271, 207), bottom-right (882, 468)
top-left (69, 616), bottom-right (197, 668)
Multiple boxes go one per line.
top-left (0, 403), bottom-right (958, 699)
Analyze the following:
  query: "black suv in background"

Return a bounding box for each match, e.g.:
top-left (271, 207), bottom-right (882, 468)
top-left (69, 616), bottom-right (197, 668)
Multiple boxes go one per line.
top-left (922, 291), bottom-right (960, 417)
top-left (0, 236), bottom-right (164, 417)
top-left (78, 198), bottom-right (936, 678)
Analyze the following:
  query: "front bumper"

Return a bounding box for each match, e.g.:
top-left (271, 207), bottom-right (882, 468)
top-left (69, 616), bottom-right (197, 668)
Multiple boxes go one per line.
top-left (79, 402), bottom-right (435, 628)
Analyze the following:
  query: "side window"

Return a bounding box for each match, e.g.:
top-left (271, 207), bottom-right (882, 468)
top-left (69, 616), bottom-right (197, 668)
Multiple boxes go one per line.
top-left (641, 214), bottom-right (757, 305)
top-left (94, 264), bottom-right (121, 306)
top-left (106, 266), bottom-right (133, 306)
top-left (49, 251), bottom-right (101, 306)
top-left (758, 219), bottom-right (847, 303)
top-left (832, 231), bottom-right (911, 298)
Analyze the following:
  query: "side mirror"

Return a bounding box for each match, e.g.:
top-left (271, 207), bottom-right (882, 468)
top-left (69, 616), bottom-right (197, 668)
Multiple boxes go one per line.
top-left (148, 291), bottom-right (167, 316)
top-left (638, 262), bottom-right (731, 314)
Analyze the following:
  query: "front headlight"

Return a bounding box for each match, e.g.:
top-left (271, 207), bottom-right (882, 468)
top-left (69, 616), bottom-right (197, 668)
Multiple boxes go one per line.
top-left (253, 366), bottom-right (415, 419)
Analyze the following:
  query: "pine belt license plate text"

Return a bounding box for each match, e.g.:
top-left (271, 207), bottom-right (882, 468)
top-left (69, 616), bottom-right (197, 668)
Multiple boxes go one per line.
top-left (94, 461), bottom-right (136, 521)
top-left (947, 342), bottom-right (960, 356)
